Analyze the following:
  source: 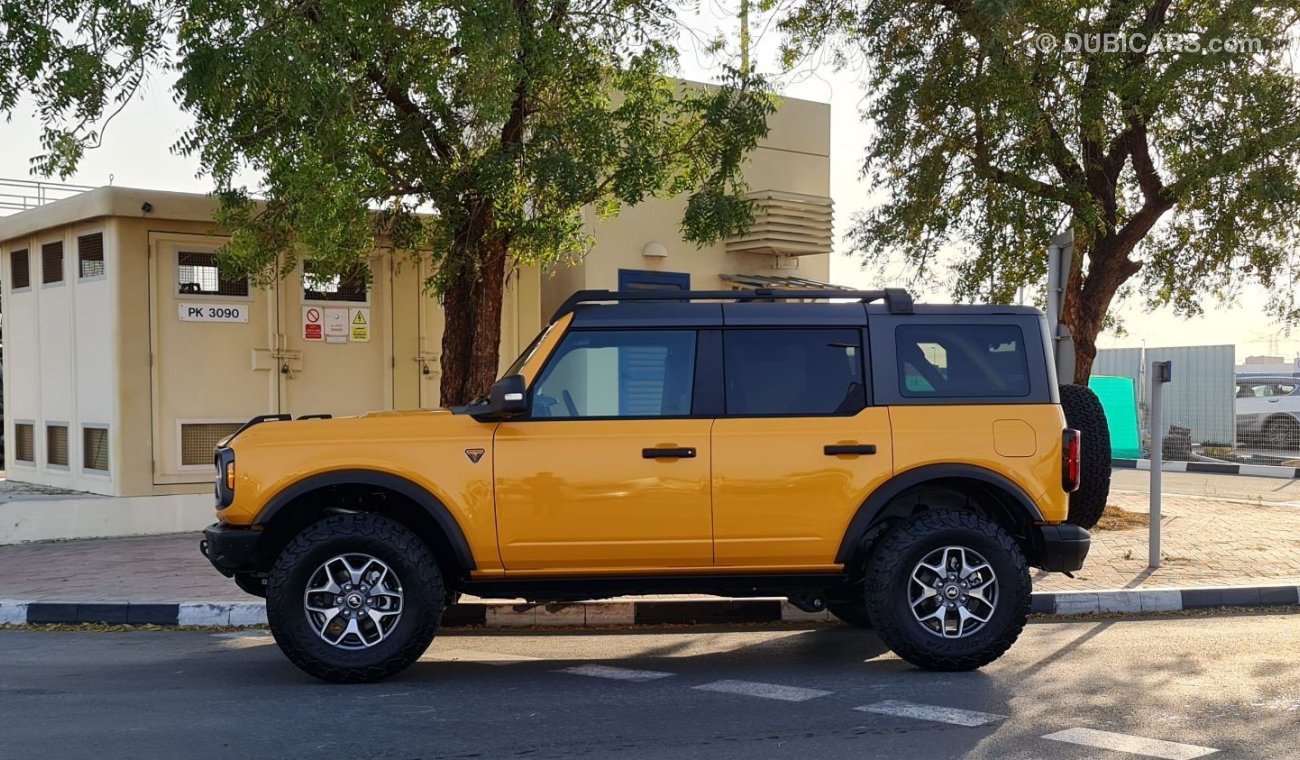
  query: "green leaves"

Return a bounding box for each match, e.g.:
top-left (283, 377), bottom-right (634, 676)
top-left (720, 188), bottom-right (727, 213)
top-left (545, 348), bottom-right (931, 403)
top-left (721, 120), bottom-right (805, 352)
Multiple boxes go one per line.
top-left (785, 0), bottom-right (1300, 330)
top-left (1, 0), bottom-right (173, 178)
top-left (164, 0), bottom-right (771, 299)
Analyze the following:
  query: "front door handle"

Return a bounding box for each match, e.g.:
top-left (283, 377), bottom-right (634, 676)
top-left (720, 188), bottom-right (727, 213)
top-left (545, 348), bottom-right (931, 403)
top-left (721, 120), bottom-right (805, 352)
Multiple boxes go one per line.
top-left (824, 444), bottom-right (877, 456)
top-left (643, 447), bottom-right (696, 459)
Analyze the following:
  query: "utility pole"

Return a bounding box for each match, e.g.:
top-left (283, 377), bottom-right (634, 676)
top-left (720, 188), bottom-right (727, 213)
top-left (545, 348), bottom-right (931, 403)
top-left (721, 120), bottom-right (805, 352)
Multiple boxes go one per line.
top-left (1149, 360), bottom-right (1172, 569)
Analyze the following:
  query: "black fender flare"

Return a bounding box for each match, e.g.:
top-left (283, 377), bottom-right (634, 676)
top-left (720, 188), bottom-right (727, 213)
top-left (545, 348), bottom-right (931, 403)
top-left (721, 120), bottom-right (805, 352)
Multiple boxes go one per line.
top-left (254, 469), bottom-right (476, 571)
top-left (835, 464), bottom-right (1045, 563)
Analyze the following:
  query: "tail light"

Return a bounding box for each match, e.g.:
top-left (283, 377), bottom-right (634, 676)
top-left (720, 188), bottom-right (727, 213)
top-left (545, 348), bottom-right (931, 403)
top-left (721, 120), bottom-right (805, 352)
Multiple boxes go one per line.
top-left (1062, 429), bottom-right (1081, 492)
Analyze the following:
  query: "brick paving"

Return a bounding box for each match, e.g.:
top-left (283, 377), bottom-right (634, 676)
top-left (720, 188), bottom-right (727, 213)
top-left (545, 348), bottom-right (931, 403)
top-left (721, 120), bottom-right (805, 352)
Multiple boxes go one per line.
top-left (0, 491), bottom-right (1297, 603)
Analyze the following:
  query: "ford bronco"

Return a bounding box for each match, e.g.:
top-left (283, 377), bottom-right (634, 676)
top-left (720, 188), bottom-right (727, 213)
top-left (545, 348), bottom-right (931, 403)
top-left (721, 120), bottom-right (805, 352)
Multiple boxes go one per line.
top-left (201, 288), bottom-right (1110, 682)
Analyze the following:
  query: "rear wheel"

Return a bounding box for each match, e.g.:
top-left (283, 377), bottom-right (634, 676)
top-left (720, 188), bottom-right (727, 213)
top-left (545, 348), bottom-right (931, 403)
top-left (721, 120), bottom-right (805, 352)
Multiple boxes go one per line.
top-left (864, 510), bottom-right (1030, 671)
top-left (266, 513), bottom-right (443, 683)
top-left (1059, 383), bottom-right (1111, 529)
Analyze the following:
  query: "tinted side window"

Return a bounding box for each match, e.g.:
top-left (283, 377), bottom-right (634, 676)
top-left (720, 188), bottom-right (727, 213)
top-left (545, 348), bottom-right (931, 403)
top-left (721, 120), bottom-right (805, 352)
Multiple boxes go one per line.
top-left (724, 329), bottom-right (866, 415)
top-left (531, 330), bottom-right (696, 418)
top-left (897, 325), bottom-right (1029, 398)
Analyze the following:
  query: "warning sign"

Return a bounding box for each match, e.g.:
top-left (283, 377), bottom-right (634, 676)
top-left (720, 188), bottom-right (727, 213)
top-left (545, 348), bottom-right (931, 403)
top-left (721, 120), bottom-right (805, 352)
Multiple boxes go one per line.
top-left (323, 308), bottom-right (349, 341)
top-left (303, 307), bottom-right (323, 341)
top-left (349, 308), bottom-right (370, 343)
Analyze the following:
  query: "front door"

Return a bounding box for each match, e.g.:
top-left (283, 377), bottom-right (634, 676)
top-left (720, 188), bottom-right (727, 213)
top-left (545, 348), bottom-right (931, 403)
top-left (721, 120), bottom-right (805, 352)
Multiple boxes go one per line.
top-left (494, 328), bottom-right (712, 571)
top-left (711, 328), bottom-right (894, 567)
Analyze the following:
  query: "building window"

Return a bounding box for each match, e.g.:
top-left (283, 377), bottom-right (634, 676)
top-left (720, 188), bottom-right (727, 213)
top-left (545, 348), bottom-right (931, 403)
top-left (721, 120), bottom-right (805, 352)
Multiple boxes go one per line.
top-left (42, 241), bottom-right (64, 284)
top-left (303, 261), bottom-right (369, 303)
top-left (83, 426), bottom-right (110, 472)
top-left (78, 233), bottom-right (105, 278)
top-left (14, 423), bottom-right (35, 462)
top-left (617, 269), bottom-right (690, 291)
top-left (47, 424), bottom-right (69, 467)
top-left (178, 251), bottom-right (249, 297)
top-left (10, 249), bottom-right (31, 290)
top-left (180, 422), bottom-right (244, 466)
top-left (723, 329), bottom-right (866, 416)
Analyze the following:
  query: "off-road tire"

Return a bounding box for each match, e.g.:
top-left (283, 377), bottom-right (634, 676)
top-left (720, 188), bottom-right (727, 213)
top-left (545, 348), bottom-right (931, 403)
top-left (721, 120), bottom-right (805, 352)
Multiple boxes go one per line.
top-left (826, 597), bottom-right (873, 628)
top-left (864, 510), bottom-right (1031, 671)
top-left (266, 513), bottom-right (443, 683)
top-left (1059, 383), bottom-right (1111, 529)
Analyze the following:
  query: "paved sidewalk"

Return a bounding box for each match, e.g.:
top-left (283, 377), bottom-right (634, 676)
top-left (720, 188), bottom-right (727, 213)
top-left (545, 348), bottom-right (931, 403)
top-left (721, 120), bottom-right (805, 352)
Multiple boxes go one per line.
top-left (1, 491), bottom-right (1298, 603)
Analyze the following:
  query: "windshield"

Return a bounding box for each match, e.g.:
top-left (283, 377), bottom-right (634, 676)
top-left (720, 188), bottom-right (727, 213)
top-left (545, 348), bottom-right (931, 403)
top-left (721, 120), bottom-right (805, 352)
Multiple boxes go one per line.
top-left (500, 323), bottom-right (554, 380)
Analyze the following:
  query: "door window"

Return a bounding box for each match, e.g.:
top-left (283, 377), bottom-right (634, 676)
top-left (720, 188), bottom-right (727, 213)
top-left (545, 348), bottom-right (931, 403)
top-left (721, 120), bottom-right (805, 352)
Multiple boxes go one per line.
top-left (530, 330), bottom-right (697, 418)
top-left (723, 329), bottom-right (866, 416)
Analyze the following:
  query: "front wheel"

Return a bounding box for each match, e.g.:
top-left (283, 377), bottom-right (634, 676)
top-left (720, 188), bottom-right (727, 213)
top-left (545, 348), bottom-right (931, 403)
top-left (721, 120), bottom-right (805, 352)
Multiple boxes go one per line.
top-left (864, 510), bottom-right (1030, 671)
top-left (266, 513), bottom-right (444, 683)
top-left (1265, 416), bottom-right (1300, 451)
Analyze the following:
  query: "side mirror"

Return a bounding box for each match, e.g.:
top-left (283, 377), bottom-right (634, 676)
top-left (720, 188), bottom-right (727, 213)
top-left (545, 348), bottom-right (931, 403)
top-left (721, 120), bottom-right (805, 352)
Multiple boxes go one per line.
top-left (477, 375), bottom-right (528, 420)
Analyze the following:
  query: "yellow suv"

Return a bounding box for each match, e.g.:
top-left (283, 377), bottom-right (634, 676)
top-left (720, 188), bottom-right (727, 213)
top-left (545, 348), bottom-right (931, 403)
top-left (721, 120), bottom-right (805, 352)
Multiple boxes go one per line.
top-left (201, 288), bottom-right (1108, 682)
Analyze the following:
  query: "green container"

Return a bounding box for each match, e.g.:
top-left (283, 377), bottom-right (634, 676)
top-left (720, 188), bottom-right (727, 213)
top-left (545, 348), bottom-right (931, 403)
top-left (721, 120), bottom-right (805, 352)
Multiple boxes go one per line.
top-left (1088, 375), bottom-right (1142, 459)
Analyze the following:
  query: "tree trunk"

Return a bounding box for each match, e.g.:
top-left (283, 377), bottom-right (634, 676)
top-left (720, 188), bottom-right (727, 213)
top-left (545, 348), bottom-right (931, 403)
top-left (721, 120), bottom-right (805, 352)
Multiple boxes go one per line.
top-left (1060, 235), bottom-right (1141, 384)
top-left (439, 237), bottom-right (509, 407)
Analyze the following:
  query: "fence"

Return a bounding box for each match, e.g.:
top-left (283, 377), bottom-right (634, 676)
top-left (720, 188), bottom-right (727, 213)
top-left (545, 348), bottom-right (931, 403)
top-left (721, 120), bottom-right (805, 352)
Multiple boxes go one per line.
top-left (0, 178), bottom-right (93, 216)
top-left (1092, 345), bottom-right (1300, 466)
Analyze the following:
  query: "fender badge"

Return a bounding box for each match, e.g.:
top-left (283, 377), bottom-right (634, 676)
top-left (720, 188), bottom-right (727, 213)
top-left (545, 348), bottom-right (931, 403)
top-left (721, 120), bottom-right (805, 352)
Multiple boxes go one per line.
top-left (464, 448), bottom-right (485, 464)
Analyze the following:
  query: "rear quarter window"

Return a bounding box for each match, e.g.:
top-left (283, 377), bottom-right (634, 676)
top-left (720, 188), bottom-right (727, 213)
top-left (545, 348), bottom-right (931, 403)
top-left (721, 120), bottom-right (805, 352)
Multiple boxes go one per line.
top-left (897, 325), bottom-right (1030, 398)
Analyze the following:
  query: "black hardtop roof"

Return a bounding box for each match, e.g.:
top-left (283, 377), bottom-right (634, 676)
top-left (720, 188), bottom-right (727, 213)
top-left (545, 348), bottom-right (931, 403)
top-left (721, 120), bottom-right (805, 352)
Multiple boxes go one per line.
top-left (558, 288), bottom-right (1043, 328)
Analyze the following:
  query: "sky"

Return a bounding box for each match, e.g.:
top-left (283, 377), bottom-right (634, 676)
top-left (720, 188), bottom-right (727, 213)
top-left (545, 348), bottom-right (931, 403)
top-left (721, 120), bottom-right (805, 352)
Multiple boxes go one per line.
top-left (0, 2), bottom-right (1294, 364)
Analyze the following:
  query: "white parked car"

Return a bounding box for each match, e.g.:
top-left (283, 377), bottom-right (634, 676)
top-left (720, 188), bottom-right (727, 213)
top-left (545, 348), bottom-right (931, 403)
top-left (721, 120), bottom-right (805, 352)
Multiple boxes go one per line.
top-left (1235, 376), bottom-right (1300, 450)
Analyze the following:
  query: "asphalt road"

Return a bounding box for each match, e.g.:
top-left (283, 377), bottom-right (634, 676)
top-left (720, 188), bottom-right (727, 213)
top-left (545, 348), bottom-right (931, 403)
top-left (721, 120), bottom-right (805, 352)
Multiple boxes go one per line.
top-left (1111, 467), bottom-right (1300, 506)
top-left (3, 613), bottom-right (1298, 759)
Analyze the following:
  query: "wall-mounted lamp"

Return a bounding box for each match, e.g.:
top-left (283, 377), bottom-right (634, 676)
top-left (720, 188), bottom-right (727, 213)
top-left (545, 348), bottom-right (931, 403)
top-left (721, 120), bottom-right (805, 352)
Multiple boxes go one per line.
top-left (642, 241), bottom-right (668, 258)
top-left (141, 202), bottom-right (153, 213)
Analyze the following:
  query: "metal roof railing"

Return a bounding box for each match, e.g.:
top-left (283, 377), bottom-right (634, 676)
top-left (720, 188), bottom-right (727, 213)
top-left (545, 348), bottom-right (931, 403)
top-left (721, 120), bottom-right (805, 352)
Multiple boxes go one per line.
top-left (551, 287), bottom-right (915, 322)
top-left (0, 178), bottom-right (94, 216)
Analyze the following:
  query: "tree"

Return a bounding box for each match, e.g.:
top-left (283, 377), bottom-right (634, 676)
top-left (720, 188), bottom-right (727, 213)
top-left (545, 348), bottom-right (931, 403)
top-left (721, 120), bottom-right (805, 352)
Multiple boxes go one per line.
top-left (1, 1), bottom-right (172, 177)
top-left (171, 0), bottom-right (773, 404)
top-left (783, 0), bottom-right (1300, 381)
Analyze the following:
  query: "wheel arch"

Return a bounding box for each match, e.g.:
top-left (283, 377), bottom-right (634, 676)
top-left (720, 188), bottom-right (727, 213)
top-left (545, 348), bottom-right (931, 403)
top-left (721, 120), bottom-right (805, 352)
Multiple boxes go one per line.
top-left (252, 469), bottom-right (476, 580)
top-left (836, 464), bottom-right (1046, 570)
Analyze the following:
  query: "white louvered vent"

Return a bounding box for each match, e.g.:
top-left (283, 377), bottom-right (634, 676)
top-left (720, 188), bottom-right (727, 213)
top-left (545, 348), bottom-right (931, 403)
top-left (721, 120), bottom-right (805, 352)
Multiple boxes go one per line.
top-left (725, 191), bottom-right (834, 257)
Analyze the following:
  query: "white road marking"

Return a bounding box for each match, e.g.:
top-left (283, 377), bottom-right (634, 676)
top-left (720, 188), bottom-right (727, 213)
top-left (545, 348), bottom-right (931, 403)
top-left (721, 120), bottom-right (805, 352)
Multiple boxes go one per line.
top-left (422, 648), bottom-right (541, 665)
top-left (855, 700), bottom-right (1007, 727)
top-left (1043, 727), bottom-right (1218, 759)
top-left (558, 665), bottom-right (674, 682)
top-left (692, 679), bottom-right (831, 702)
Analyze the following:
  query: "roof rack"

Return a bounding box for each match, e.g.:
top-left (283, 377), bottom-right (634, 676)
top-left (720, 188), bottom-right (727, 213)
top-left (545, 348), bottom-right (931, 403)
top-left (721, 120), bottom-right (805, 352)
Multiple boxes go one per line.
top-left (551, 287), bottom-right (914, 322)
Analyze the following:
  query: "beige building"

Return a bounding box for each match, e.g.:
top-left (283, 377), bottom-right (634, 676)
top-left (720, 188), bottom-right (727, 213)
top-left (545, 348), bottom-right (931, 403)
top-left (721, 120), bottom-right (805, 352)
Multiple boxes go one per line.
top-left (0, 94), bottom-right (833, 514)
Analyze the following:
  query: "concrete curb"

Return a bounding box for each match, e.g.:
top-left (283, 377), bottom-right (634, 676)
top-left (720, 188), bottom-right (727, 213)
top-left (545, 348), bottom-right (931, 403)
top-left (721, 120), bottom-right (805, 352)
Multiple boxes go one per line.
top-left (3, 585), bottom-right (1298, 628)
top-left (1112, 458), bottom-right (1300, 479)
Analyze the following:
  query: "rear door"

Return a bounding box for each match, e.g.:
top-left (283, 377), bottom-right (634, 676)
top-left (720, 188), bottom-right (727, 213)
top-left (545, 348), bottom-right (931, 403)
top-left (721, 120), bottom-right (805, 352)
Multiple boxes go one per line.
top-left (711, 325), bottom-right (893, 567)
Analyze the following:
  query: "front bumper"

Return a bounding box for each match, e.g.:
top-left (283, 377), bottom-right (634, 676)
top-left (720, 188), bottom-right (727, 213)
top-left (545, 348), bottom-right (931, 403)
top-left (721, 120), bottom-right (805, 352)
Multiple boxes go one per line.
top-left (200, 522), bottom-right (265, 577)
top-left (1035, 523), bottom-right (1091, 573)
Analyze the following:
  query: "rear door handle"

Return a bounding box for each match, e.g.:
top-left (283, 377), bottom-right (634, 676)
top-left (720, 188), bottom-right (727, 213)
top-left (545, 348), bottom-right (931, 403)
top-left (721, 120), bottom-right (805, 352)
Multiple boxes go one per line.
top-left (824, 444), bottom-right (877, 456)
top-left (643, 447), bottom-right (696, 459)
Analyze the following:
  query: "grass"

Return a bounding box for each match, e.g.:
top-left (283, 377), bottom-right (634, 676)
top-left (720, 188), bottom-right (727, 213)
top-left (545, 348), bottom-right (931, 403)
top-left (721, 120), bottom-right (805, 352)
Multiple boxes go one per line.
top-left (1094, 504), bottom-right (1150, 531)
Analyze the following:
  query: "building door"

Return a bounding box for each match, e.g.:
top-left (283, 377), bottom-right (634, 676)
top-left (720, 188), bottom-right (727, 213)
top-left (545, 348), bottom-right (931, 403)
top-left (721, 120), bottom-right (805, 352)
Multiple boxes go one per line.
top-left (278, 256), bottom-right (392, 418)
top-left (494, 328), bottom-right (712, 570)
top-left (711, 328), bottom-right (894, 566)
top-left (150, 233), bottom-right (278, 484)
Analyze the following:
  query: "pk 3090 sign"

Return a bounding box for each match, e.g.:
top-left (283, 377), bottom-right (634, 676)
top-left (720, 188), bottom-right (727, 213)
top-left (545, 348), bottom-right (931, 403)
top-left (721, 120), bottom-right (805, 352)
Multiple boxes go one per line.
top-left (178, 302), bottom-right (249, 323)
